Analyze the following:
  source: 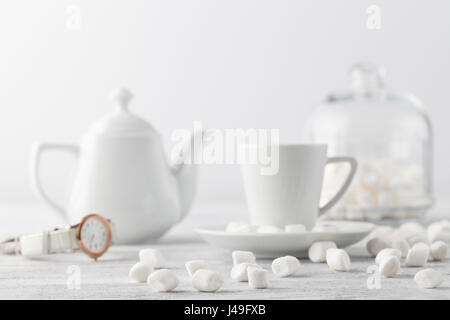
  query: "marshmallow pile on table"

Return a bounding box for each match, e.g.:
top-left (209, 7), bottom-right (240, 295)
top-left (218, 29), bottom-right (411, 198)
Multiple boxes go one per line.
top-left (129, 248), bottom-right (301, 292)
top-left (364, 220), bottom-right (449, 288)
top-left (320, 158), bottom-right (432, 220)
top-left (129, 220), bottom-right (449, 292)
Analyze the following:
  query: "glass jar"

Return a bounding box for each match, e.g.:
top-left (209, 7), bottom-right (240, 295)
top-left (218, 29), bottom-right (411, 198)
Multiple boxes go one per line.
top-left (303, 62), bottom-right (433, 221)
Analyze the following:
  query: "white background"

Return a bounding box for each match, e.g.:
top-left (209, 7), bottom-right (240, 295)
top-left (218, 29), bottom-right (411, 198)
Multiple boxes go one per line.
top-left (0, 0), bottom-right (449, 211)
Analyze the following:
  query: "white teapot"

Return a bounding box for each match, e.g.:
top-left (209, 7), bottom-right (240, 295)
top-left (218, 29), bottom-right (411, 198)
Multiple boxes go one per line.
top-left (31, 88), bottom-right (202, 244)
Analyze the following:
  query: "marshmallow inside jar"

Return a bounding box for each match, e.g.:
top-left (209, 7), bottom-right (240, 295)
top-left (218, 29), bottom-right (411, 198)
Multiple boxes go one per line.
top-left (320, 157), bottom-right (432, 221)
top-left (304, 63), bottom-right (433, 222)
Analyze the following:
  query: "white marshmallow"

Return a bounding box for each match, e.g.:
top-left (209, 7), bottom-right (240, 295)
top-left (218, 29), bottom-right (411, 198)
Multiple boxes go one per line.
top-left (405, 243), bottom-right (429, 267)
top-left (426, 221), bottom-right (442, 237)
top-left (147, 269), bottom-right (179, 292)
top-left (271, 256), bottom-right (301, 277)
top-left (428, 229), bottom-right (449, 244)
top-left (139, 248), bottom-right (166, 269)
top-left (406, 233), bottom-right (430, 246)
top-left (400, 222), bottom-right (426, 235)
top-left (366, 237), bottom-right (390, 257)
top-left (427, 221), bottom-right (450, 243)
top-left (225, 221), bottom-right (248, 232)
top-left (284, 224), bottom-right (306, 233)
top-left (326, 248), bottom-right (351, 272)
top-left (369, 226), bottom-right (395, 240)
top-left (308, 241), bottom-right (337, 263)
top-left (226, 222), bottom-right (258, 233)
top-left (394, 227), bottom-right (429, 246)
top-left (430, 241), bottom-right (448, 260)
top-left (414, 269), bottom-right (443, 289)
top-left (390, 237), bottom-right (410, 258)
top-left (312, 223), bottom-right (340, 232)
top-left (440, 219), bottom-right (450, 228)
top-left (247, 267), bottom-right (268, 289)
top-left (236, 224), bottom-right (259, 233)
top-left (377, 191), bottom-right (395, 208)
top-left (185, 260), bottom-right (209, 277)
top-left (230, 263), bottom-right (261, 282)
top-left (321, 159), bottom-right (431, 219)
top-left (129, 262), bottom-right (153, 283)
top-left (192, 269), bottom-right (224, 292)
top-left (257, 225), bottom-right (283, 233)
top-left (379, 256), bottom-right (400, 277)
top-left (232, 250), bottom-right (256, 266)
top-left (412, 242), bottom-right (430, 254)
top-left (375, 248), bottom-right (402, 265)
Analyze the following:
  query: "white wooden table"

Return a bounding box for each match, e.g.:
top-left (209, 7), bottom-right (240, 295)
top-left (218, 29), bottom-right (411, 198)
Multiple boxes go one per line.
top-left (0, 203), bottom-right (449, 300)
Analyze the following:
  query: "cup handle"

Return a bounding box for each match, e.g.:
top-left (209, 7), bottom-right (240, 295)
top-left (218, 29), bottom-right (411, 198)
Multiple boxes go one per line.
top-left (319, 157), bottom-right (357, 215)
top-left (30, 142), bottom-right (79, 222)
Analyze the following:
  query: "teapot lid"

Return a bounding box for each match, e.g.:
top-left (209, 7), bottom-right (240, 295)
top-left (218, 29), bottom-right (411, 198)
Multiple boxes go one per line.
top-left (87, 88), bottom-right (156, 136)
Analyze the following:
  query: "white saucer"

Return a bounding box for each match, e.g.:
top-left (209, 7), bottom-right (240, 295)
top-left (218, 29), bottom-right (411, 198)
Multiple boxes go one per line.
top-left (196, 221), bottom-right (375, 258)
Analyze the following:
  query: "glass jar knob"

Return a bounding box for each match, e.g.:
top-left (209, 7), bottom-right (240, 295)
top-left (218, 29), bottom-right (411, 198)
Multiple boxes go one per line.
top-left (350, 62), bottom-right (386, 98)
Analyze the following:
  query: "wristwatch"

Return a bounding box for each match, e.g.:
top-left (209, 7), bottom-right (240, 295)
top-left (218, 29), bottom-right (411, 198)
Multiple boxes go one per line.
top-left (0, 214), bottom-right (114, 261)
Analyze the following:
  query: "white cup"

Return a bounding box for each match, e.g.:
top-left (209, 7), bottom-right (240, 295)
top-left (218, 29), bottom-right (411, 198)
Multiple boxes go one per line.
top-left (241, 144), bottom-right (357, 230)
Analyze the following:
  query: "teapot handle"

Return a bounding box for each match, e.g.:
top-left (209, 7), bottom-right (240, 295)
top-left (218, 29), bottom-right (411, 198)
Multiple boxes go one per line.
top-left (31, 143), bottom-right (79, 222)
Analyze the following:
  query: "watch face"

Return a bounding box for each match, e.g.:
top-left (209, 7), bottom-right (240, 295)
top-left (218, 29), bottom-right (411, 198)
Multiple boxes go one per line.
top-left (78, 215), bottom-right (112, 259)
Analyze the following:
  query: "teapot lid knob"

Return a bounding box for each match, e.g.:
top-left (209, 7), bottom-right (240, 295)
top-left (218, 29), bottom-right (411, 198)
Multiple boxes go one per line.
top-left (110, 87), bottom-right (133, 111)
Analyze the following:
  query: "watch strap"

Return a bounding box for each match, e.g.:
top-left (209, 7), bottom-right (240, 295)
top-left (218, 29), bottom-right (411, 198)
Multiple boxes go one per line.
top-left (0, 237), bottom-right (21, 255)
top-left (20, 228), bottom-right (80, 256)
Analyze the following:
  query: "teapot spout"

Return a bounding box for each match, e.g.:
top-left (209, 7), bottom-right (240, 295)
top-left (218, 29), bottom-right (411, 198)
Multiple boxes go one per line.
top-left (171, 130), bottom-right (205, 222)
